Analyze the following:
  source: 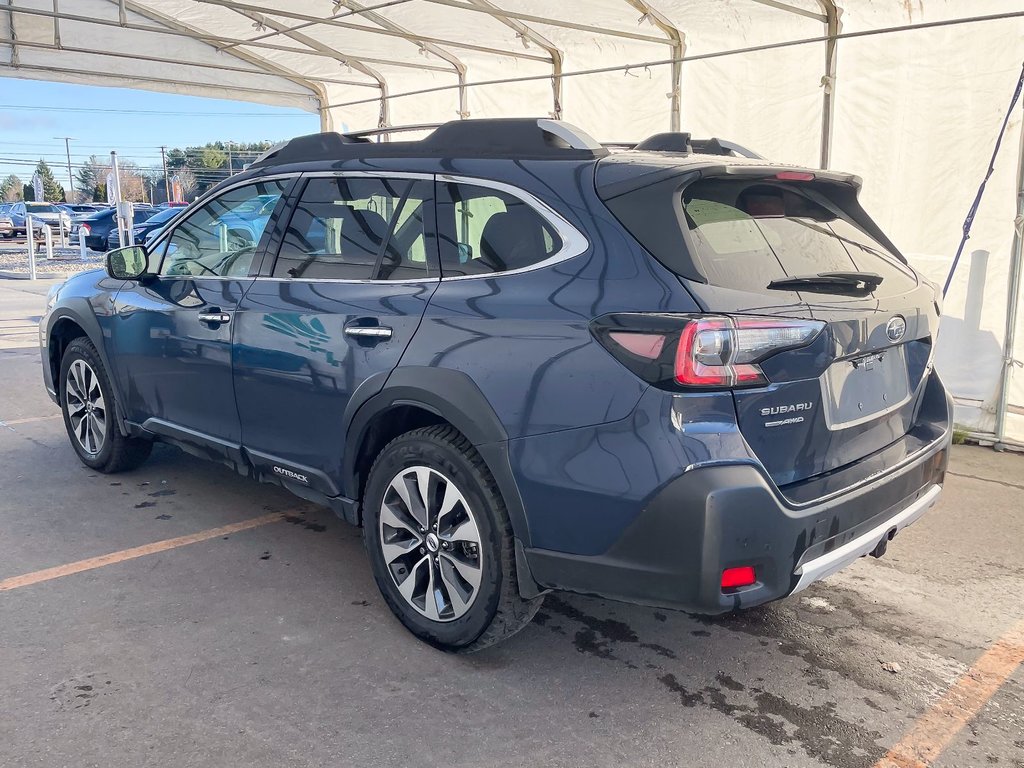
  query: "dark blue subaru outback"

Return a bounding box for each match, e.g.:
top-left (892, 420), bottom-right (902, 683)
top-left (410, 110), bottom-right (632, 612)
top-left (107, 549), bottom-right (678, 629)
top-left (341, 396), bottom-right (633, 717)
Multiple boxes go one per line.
top-left (41, 119), bottom-right (951, 651)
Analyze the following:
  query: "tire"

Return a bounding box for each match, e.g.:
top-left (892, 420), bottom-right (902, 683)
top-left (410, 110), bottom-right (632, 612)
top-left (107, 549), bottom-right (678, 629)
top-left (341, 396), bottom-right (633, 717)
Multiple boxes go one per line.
top-left (364, 425), bottom-right (543, 652)
top-left (59, 337), bottom-right (152, 473)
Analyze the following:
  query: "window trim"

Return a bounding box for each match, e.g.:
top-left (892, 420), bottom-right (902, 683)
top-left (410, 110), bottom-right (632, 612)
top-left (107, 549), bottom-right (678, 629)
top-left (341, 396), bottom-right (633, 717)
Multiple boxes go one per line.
top-left (436, 174), bottom-right (590, 281)
top-left (259, 171), bottom-right (440, 285)
top-left (146, 173), bottom-right (299, 278)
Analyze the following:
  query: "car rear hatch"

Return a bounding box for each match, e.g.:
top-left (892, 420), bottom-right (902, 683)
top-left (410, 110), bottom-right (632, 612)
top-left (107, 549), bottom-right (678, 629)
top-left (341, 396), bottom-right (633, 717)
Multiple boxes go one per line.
top-left (597, 157), bottom-right (941, 490)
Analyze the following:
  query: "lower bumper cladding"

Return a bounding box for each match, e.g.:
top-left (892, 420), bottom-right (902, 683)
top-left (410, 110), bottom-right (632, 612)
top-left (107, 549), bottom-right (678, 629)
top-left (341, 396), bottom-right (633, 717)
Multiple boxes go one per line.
top-left (525, 436), bottom-right (949, 615)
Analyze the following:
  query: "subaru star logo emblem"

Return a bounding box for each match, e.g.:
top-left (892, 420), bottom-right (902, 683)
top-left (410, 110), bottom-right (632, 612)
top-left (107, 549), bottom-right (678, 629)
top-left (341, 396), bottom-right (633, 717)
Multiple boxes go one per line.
top-left (886, 316), bottom-right (906, 343)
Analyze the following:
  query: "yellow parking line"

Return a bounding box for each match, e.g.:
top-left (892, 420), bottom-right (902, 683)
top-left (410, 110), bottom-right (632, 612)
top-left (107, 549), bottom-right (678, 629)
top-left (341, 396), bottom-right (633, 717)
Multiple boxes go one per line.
top-left (0, 512), bottom-right (286, 592)
top-left (874, 618), bottom-right (1024, 768)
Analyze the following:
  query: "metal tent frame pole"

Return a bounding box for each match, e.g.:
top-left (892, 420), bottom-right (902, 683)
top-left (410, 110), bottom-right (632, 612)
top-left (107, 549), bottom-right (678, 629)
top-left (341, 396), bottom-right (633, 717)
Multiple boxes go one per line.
top-left (339, 0), bottom-right (469, 123)
top-left (230, 8), bottom-right (392, 128)
top-left (463, 0), bottom-right (564, 119)
top-left (625, 1), bottom-right (685, 132)
top-left (817, 1), bottom-right (841, 169)
top-left (995, 117), bottom-right (1024, 448)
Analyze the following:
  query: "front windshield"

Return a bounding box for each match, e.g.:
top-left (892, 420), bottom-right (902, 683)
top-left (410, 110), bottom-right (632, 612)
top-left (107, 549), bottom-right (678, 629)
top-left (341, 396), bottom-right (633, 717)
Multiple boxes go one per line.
top-left (26, 203), bottom-right (62, 214)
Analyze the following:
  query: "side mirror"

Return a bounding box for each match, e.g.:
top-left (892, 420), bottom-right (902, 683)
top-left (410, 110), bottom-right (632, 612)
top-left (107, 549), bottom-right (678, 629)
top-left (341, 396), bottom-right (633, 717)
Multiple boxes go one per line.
top-left (106, 245), bottom-right (149, 280)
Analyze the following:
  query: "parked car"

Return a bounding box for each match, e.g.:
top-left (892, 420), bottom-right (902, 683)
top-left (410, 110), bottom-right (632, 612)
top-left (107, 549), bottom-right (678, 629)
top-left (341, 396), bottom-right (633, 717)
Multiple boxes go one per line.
top-left (73, 206), bottom-right (157, 251)
top-left (0, 205), bottom-right (13, 238)
top-left (7, 201), bottom-right (71, 238)
top-left (40, 119), bottom-right (952, 651)
top-left (106, 206), bottom-right (188, 250)
top-left (62, 203), bottom-right (108, 223)
top-left (156, 201), bottom-right (190, 209)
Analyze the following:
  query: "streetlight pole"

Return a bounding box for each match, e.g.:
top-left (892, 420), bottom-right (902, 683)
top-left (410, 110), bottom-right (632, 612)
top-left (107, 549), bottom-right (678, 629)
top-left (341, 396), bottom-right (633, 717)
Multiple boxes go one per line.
top-left (54, 136), bottom-right (75, 201)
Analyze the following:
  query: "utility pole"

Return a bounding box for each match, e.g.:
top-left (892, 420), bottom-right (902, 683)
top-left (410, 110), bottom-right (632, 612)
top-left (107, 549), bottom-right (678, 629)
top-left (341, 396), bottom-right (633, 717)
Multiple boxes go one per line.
top-left (227, 141), bottom-right (234, 176)
top-left (54, 136), bottom-right (75, 201)
top-left (159, 145), bottom-right (170, 204)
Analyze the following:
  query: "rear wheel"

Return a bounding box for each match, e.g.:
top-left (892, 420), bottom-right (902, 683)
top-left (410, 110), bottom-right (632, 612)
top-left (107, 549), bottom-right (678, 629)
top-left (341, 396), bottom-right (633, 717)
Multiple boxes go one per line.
top-left (60, 338), bottom-right (152, 473)
top-left (364, 425), bottom-right (542, 652)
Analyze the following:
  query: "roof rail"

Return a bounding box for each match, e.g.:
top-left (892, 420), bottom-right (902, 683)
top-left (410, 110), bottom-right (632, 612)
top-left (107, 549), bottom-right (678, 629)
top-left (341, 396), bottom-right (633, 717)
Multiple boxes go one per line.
top-left (607, 133), bottom-right (764, 159)
top-left (692, 138), bottom-right (763, 159)
top-left (249, 118), bottom-right (609, 167)
top-left (345, 123), bottom-right (444, 140)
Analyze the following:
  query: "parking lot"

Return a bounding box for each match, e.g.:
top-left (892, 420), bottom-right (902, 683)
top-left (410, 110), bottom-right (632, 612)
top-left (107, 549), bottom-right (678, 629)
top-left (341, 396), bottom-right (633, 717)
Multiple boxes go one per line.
top-left (1, 278), bottom-right (1022, 768)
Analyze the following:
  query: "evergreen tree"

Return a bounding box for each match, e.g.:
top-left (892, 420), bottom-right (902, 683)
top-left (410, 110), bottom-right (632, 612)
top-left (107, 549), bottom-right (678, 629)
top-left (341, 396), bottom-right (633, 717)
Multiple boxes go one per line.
top-left (0, 174), bottom-right (23, 202)
top-left (75, 155), bottom-right (106, 202)
top-left (33, 160), bottom-right (66, 202)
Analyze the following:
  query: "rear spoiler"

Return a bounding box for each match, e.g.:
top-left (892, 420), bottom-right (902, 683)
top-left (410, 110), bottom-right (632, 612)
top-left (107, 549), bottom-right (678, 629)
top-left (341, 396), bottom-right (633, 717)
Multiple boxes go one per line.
top-left (707, 164), bottom-right (862, 188)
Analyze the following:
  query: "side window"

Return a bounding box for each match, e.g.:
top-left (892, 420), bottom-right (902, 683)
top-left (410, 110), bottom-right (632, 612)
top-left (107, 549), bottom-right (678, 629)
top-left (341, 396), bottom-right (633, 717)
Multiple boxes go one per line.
top-left (437, 183), bottom-right (561, 276)
top-left (159, 180), bottom-right (288, 277)
top-left (272, 177), bottom-right (433, 281)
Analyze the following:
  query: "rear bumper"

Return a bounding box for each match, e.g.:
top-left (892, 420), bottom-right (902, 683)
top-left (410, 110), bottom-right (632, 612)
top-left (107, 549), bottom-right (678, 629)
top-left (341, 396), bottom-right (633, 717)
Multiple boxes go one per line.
top-left (518, 367), bottom-right (953, 613)
top-left (525, 432), bottom-right (948, 613)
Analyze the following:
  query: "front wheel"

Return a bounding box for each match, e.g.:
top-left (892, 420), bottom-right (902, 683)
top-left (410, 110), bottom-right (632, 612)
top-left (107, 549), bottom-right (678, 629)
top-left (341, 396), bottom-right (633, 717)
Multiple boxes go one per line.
top-left (60, 337), bottom-right (152, 473)
top-left (364, 425), bottom-right (543, 652)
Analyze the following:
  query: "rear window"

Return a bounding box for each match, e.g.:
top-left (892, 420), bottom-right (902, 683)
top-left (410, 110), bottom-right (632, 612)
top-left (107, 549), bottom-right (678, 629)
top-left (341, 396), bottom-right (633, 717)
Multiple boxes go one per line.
top-left (26, 203), bottom-right (61, 213)
top-left (681, 180), bottom-right (916, 294)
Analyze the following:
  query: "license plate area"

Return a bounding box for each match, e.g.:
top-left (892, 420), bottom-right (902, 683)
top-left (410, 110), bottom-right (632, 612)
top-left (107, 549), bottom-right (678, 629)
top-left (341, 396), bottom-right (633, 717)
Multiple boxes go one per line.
top-left (820, 345), bottom-right (912, 431)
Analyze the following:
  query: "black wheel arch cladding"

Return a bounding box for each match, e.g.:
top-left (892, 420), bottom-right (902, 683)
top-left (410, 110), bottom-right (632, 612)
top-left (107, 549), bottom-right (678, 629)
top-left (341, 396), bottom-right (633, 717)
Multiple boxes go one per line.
top-left (343, 366), bottom-right (533, 547)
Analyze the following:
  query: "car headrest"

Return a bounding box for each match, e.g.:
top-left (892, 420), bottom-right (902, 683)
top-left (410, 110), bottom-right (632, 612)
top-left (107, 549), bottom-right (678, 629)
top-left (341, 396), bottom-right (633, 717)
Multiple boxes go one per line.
top-left (479, 206), bottom-right (546, 271)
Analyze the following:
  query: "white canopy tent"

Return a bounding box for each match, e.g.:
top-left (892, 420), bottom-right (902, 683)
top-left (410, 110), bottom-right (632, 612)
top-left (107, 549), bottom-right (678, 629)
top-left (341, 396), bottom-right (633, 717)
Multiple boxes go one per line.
top-left (3, 0), bottom-right (1024, 444)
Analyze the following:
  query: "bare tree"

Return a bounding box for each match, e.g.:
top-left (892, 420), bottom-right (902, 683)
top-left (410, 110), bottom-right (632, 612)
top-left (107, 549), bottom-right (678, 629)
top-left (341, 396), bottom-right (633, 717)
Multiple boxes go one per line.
top-left (174, 167), bottom-right (199, 200)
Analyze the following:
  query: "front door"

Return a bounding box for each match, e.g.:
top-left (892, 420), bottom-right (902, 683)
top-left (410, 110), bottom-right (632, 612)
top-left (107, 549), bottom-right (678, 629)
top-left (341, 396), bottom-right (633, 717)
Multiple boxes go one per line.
top-left (109, 178), bottom-right (293, 460)
top-left (232, 174), bottom-right (438, 497)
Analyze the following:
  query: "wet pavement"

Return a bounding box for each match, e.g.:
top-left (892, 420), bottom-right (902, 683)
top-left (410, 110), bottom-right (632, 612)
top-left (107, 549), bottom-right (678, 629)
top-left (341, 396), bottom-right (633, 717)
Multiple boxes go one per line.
top-left (1, 296), bottom-right (1022, 767)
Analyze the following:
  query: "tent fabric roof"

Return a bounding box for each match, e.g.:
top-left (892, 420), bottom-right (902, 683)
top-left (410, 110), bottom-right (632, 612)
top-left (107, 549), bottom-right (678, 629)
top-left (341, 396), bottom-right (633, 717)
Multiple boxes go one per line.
top-left (1, 1), bottom-right (1010, 139)
top-left (3, 0), bottom-right (1024, 444)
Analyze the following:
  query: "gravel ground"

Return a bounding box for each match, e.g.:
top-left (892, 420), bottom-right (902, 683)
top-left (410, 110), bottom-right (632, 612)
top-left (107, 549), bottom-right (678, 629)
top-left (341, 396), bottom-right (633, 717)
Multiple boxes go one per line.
top-left (0, 243), bottom-right (104, 275)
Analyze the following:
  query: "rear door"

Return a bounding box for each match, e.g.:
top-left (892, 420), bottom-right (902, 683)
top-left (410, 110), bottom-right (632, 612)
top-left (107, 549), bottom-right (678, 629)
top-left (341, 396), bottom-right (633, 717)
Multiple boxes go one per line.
top-left (602, 171), bottom-right (940, 487)
top-left (232, 173), bottom-right (438, 498)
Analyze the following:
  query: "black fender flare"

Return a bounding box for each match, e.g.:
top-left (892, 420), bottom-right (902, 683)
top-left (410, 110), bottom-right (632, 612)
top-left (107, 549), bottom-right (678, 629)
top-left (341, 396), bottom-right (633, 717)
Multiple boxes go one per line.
top-left (342, 366), bottom-right (533, 548)
top-left (46, 300), bottom-right (130, 436)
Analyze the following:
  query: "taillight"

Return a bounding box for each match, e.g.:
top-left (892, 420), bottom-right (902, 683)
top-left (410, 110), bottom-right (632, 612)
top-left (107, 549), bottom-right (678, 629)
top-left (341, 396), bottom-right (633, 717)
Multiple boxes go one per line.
top-left (591, 313), bottom-right (824, 390)
top-left (81, 223), bottom-right (91, 235)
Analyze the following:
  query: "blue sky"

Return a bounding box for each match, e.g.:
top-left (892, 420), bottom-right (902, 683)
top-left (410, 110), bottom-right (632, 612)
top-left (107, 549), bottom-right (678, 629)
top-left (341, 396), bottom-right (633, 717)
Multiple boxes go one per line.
top-left (0, 78), bottom-right (320, 186)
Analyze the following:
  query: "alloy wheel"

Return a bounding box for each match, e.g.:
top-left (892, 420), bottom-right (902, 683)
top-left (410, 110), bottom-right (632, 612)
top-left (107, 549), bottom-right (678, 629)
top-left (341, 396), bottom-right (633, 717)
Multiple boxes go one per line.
top-left (65, 359), bottom-right (106, 456)
top-left (378, 466), bottom-right (484, 622)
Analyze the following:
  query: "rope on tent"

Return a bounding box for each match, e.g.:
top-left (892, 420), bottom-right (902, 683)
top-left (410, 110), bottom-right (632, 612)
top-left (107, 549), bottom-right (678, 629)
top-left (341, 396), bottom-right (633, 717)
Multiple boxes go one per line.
top-left (943, 61), bottom-right (1024, 297)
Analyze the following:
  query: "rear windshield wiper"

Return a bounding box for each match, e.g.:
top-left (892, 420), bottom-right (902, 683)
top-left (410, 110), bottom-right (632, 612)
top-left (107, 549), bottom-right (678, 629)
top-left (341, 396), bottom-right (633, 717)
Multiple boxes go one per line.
top-left (767, 271), bottom-right (883, 292)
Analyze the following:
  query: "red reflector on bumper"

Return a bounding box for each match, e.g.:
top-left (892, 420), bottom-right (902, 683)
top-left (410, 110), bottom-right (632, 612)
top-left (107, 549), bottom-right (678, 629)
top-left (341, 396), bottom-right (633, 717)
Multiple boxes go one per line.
top-left (721, 566), bottom-right (756, 589)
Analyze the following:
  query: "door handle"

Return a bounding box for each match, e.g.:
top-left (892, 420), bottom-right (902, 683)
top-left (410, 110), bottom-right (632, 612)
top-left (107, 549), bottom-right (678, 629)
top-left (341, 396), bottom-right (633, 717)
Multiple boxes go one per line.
top-left (198, 310), bottom-right (231, 324)
top-left (344, 325), bottom-right (392, 339)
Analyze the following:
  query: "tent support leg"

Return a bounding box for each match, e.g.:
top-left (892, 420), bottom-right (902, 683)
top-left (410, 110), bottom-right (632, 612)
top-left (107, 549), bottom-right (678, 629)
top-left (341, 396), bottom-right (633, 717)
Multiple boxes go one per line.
top-left (552, 54), bottom-right (563, 119)
top-left (818, 1), bottom-right (841, 169)
top-left (457, 70), bottom-right (468, 118)
top-left (319, 105), bottom-right (333, 132)
top-left (459, 0), bottom-right (563, 118)
top-left (6, 0), bottom-right (18, 66)
top-left (995, 119), bottom-right (1024, 448)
